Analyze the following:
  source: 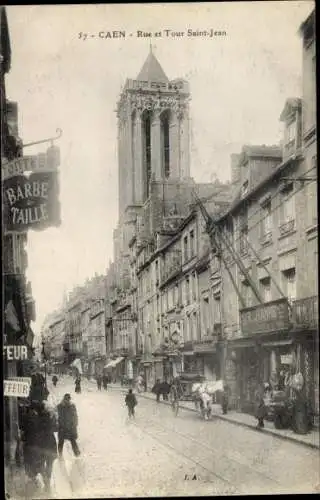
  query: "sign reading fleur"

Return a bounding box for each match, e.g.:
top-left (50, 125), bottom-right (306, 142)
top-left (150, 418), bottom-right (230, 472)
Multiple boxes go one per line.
top-left (3, 148), bottom-right (61, 232)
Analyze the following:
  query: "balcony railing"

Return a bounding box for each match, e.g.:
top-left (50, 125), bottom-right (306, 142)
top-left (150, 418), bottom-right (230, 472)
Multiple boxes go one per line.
top-left (260, 231), bottom-right (272, 246)
top-left (291, 296), bottom-right (318, 329)
top-left (279, 219), bottom-right (295, 236)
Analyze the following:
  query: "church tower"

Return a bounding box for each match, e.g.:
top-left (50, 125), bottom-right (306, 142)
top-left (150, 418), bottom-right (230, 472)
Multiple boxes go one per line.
top-left (116, 47), bottom-right (191, 217)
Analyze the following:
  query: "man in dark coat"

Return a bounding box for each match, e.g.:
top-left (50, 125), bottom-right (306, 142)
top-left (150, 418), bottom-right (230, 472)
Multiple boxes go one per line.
top-left (125, 389), bottom-right (137, 418)
top-left (20, 401), bottom-right (43, 482)
top-left (151, 379), bottom-right (162, 402)
top-left (37, 401), bottom-right (58, 492)
top-left (57, 394), bottom-right (80, 457)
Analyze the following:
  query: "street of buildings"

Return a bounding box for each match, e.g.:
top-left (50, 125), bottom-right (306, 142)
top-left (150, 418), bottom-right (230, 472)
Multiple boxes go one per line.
top-left (7, 378), bottom-right (319, 498)
top-left (43, 8), bottom-right (318, 425)
top-left (2, 5), bottom-right (318, 499)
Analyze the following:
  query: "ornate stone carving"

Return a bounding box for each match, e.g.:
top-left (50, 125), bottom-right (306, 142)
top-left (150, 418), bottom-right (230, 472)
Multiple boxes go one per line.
top-left (129, 93), bottom-right (187, 118)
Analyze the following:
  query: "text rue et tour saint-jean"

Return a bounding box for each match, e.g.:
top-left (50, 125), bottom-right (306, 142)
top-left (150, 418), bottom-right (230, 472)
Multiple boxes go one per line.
top-left (78, 28), bottom-right (227, 41)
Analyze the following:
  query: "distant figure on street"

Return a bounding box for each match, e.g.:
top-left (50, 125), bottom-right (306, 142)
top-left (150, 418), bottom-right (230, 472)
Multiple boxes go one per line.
top-left (125, 388), bottom-right (137, 418)
top-left (102, 374), bottom-right (108, 390)
top-left (29, 372), bottom-right (49, 402)
top-left (75, 374), bottom-right (81, 394)
top-left (152, 379), bottom-right (162, 402)
top-left (52, 375), bottom-right (58, 387)
top-left (254, 383), bottom-right (269, 429)
top-left (96, 374), bottom-right (102, 391)
top-left (57, 394), bottom-right (81, 457)
top-left (221, 383), bottom-right (230, 415)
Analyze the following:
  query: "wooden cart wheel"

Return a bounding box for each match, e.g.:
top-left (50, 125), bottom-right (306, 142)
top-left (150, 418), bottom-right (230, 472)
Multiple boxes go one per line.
top-left (170, 387), bottom-right (179, 417)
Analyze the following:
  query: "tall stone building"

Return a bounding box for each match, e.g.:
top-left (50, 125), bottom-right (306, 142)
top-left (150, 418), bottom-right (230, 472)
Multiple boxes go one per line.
top-left (108, 49), bottom-right (235, 383)
top-left (111, 49), bottom-right (200, 377)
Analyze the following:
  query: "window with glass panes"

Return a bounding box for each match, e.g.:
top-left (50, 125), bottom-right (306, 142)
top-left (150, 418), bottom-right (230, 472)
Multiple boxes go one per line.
top-left (261, 199), bottom-right (272, 236)
top-left (280, 183), bottom-right (295, 224)
top-left (281, 268), bottom-right (296, 302)
top-left (190, 229), bottom-right (195, 257)
top-left (260, 277), bottom-right (272, 302)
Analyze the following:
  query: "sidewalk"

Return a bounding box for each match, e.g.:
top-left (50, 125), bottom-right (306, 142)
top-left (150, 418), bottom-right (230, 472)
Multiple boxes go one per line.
top-left (102, 382), bottom-right (319, 450)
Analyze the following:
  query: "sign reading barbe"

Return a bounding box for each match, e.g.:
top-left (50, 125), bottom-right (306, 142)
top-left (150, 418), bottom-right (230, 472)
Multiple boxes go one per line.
top-left (3, 171), bottom-right (61, 232)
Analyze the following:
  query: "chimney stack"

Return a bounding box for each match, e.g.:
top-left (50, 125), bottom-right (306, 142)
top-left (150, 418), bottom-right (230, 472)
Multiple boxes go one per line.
top-left (230, 153), bottom-right (241, 184)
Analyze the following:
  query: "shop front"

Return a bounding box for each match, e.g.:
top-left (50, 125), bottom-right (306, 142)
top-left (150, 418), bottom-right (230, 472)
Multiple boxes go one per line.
top-left (193, 339), bottom-right (219, 379)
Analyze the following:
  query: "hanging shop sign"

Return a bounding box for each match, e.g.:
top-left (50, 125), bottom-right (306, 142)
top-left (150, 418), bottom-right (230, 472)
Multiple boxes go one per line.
top-left (3, 170), bottom-right (61, 232)
top-left (3, 345), bottom-right (28, 360)
top-left (2, 149), bottom-right (59, 181)
top-left (240, 298), bottom-right (290, 336)
top-left (4, 379), bottom-right (30, 397)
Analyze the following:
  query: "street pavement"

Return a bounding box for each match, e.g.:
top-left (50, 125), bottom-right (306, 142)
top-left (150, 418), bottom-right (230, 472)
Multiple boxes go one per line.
top-left (33, 377), bottom-right (320, 497)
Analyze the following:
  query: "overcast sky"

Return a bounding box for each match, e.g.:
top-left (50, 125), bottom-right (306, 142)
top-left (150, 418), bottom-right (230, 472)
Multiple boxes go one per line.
top-left (5, 1), bottom-right (314, 335)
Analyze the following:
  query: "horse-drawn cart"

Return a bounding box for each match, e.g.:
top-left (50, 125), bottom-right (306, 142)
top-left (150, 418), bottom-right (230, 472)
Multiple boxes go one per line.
top-left (169, 372), bottom-right (206, 417)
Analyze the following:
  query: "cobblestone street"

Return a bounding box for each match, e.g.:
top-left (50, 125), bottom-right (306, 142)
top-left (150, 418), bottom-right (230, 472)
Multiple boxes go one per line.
top-left (36, 379), bottom-right (319, 498)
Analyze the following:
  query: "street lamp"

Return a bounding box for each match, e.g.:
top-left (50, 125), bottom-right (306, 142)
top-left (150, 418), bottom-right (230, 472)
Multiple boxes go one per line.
top-left (41, 341), bottom-right (47, 388)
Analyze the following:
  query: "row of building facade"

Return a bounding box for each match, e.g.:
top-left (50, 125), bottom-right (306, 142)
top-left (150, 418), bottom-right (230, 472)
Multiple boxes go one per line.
top-left (2, 6), bottom-right (38, 466)
top-left (43, 9), bottom-right (317, 421)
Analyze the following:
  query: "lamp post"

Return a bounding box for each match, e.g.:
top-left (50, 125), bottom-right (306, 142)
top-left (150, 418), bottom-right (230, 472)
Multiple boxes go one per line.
top-left (41, 341), bottom-right (47, 388)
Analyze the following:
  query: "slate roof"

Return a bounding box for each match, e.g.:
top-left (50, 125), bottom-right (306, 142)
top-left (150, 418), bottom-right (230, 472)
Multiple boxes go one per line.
top-left (136, 49), bottom-right (169, 83)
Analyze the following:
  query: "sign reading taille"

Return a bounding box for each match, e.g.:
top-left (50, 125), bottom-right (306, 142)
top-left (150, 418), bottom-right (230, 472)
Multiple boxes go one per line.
top-left (3, 170), bottom-right (61, 232)
top-left (4, 380), bottom-right (30, 397)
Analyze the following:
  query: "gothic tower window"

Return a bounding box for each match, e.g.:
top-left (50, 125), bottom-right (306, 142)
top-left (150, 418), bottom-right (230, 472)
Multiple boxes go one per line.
top-left (142, 110), bottom-right (152, 199)
top-left (161, 110), bottom-right (171, 179)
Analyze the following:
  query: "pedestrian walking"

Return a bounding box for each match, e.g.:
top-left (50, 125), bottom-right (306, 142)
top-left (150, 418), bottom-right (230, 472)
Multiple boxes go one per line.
top-left (57, 394), bottom-right (81, 457)
top-left (254, 383), bottom-right (269, 429)
top-left (96, 374), bottom-right (102, 391)
top-left (37, 401), bottom-right (58, 493)
top-left (102, 373), bottom-right (108, 390)
top-left (221, 383), bottom-right (230, 415)
top-left (75, 374), bottom-right (81, 394)
top-left (52, 375), bottom-right (58, 387)
top-left (152, 379), bottom-right (161, 402)
top-left (125, 388), bottom-right (137, 418)
top-left (20, 401), bottom-right (43, 485)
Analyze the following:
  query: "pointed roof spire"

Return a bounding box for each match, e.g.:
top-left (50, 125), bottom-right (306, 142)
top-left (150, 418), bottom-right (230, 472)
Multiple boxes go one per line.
top-left (136, 47), bottom-right (169, 83)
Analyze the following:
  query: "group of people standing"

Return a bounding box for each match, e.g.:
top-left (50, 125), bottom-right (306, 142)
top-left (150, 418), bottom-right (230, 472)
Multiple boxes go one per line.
top-left (20, 375), bottom-right (81, 495)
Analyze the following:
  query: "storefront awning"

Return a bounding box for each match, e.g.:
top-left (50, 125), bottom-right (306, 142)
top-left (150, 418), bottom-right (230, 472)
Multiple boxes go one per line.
top-left (104, 357), bottom-right (124, 369)
top-left (262, 339), bottom-right (293, 347)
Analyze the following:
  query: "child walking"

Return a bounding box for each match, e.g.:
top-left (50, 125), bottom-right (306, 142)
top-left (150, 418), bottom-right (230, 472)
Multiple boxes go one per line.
top-left (125, 389), bottom-right (137, 418)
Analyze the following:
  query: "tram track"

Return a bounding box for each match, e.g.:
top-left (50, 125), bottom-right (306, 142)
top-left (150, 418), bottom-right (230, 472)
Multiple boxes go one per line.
top-left (133, 410), bottom-right (283, 494)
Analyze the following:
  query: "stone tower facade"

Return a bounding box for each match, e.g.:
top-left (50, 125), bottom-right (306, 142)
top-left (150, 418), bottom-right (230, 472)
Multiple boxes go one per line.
top-left (113, 49), bottom-right (193, 286)
top-left (116, 48), bottom-right (191, 217)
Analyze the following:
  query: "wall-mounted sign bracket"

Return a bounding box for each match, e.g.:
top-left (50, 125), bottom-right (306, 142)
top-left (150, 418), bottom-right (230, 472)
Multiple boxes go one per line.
top-left (22, 128), bottom-right (63, 149)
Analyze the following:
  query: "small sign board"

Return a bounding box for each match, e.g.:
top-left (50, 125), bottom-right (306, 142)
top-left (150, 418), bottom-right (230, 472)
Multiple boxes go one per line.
top-left (4, 380), bottom-right (30, 397)
top-left (280, 354), bottom-right (293, 365)
top-left (9, 376), bottom-right (32, 385)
